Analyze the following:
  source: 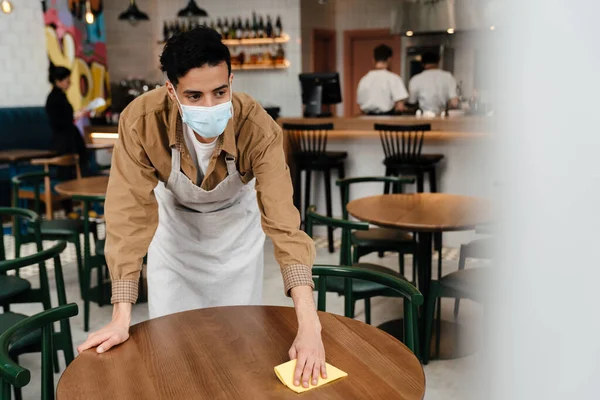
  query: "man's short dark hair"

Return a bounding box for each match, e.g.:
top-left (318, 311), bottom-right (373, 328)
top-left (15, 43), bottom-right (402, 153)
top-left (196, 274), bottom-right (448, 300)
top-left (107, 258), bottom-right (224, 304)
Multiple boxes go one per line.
top-left (422, 52), bottom-right (440, 65)
top-left (373, 44), bottom-right (393, 62)
top-left (160, 26), bottom-right (231, 86)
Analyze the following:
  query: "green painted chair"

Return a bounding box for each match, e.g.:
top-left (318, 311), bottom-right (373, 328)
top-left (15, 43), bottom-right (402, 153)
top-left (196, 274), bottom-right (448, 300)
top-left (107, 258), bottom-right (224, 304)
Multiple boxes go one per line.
top-left (423, 267), bottom-right (491, 364)
top-left (0, 303), bottom-right (78, 400)
top-left (0, 238), bottom-right (76, 398)
top-left (306, 206), bottom-right (412, 325)
top-left (337, 176), bottom-right (418, 282)
top-left (312, 265), bottom-right (423, 355)
top-left (73, 194), bottom-right (110, 332)
top-left (11, 172), bottom-right (98, 296)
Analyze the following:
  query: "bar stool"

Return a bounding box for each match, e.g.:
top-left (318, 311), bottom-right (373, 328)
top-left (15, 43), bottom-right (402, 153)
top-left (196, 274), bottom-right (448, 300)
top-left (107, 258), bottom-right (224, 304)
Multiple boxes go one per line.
top-left (376, 123), bottom-right (445, 281)
top-left (376, 123), bottom-right (444, 193)
top-left (283, 123), bottom-right (347, 253)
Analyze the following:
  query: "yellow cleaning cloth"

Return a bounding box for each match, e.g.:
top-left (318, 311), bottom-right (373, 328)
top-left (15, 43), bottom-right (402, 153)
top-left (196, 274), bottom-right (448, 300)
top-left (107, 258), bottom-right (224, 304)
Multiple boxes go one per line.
top-left (274, 360), bottom-right (348, 393)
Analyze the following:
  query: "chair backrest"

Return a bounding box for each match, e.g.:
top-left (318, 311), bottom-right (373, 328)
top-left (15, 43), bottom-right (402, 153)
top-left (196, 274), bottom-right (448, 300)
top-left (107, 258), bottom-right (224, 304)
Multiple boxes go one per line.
top-left (31, 154), bottom-right (81, 219)
top-left (0, 207), bottom-right (43, 260)
top-left (12, 172), bottom-right (50, 218)
top-left (376, 124), bottom-right (431, 160)
top-left (0, 303), bottom-right (78, 400)
top-left (305, 205), bottom-right (368, 266)
top-left (282, 123), bottom-right (334, 156)
top-left (312, 265), bottom-right (423, 354)
top-left (336, 176), bottom-right (415, 219)
top-left (72, 194), bottom-right (106, 261)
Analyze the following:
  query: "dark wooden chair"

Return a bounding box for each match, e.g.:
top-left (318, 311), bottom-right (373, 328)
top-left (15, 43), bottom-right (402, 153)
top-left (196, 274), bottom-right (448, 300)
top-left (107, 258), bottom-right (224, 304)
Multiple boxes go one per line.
top-left (306, 206), bottom-right (411, 326)
top-left (376, 123), bottom-right (444, 193)
top-left (283, 123), bottom-right (347, 253)
top-left (313, 265), bottom-right (422, 356)
top-left (337, 176), bottom-right (418, 283)
top-left (0, 303), bottom-right (78, 400)
top-left (377, 123), bottom-right (445, 282)
top-left (423, 267), bottom-right (490, 364)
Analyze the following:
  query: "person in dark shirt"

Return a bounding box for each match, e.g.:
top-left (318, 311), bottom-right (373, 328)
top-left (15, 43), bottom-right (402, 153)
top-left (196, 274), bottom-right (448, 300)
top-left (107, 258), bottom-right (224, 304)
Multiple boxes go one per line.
top-left (45, 65), bottom-right (88, 177)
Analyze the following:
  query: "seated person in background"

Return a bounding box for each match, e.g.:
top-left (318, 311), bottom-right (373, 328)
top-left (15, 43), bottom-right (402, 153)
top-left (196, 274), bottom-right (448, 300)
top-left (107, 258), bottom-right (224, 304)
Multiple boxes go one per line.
top-left (408, 52), bottom-right (459, 115)
top-left (356, 44), bottom-right (408, 115)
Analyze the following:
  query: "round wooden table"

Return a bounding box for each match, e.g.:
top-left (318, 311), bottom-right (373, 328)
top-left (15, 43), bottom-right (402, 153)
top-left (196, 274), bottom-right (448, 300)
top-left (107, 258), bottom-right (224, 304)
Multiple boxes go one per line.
top-left (54, 176), bottom-right (109, 198)
top-left (347, 193), bottom-right (491, 357)
top-left (57, 306), bottom-right (425, 399)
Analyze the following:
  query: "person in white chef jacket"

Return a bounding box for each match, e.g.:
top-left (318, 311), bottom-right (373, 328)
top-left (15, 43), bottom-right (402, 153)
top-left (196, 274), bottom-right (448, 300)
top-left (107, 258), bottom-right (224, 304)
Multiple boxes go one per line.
top-left (77, 27), bottom-right (327, 389)
top-left (408, 52), bottom-right (460, 115)
top-left (356, 44), bottom-right (409, 115)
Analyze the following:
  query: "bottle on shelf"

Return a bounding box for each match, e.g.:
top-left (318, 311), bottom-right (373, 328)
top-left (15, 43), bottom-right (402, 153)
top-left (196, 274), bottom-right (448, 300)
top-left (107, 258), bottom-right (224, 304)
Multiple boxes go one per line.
top-left (275, 44), bottom-right (285, 65)
top-left (216, 18), bottom-right (223, 35)
top-left (258, 15), bottom-right (265, 38)
top-left (251, 12), bottom-right (258, 38)
top-left (223, 18), bottom-right (230, 39)
top-left (209, 19), bottom-right (216, 32)
top-left (244, 18), bottom-right (251, 39)
top-left (163, 21), bottom-right (169, 42)
top-left (266, 15), bottom-right (274, 38)
top-left (275, 16), bottom-right (283, 37)
top-left (235, 17), bottom-right (242, 39)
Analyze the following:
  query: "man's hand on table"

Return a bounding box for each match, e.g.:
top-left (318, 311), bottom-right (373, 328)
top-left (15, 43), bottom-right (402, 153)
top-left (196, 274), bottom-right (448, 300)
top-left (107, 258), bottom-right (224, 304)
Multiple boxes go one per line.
top-left (289, 285), bottom-right (328, 388)
top-left (77, 302), bottom-right (131, 354)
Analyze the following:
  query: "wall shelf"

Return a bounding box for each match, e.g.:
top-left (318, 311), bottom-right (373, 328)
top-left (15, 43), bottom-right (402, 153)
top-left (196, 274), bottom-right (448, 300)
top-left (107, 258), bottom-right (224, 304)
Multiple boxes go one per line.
top-left (223, 33), bottom-right (289, 46)
top-left (231, 60), bottom-right (290, 71)
top-left (157, 33), bottom-right (289, 46)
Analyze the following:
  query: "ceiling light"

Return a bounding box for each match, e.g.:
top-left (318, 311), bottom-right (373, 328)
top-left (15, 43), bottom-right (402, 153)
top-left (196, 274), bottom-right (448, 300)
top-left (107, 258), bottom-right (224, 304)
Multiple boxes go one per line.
top-left (1, 0), bottom-right (13, 14)
top-left (118, 0), bottom-right (150, 23)
top-left (447, 28), bottom-right (455, 34)
top-left (406, 30), bottom-right (414, 37)
top-left (490, 25), bottom-right (496, 31)
top-left (177, 0), bottom-right (208, 18)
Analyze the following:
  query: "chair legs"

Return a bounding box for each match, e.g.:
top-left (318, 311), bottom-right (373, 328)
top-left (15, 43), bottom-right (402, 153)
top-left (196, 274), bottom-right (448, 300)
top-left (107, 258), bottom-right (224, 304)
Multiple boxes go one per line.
top-left (323, 168), bottom-right (334, 253)
top-left (383, 166), bottom-right (392, 194)
top-left (364, 297), bottom-right (371, 325)
top-left (304, 169), bottom-right (312, 224)
top-left (423, 281), bottom-right (441, 364)
top-left (428, 167), bottom-right (438, 193)
top-left (454, 244), bottom-right (468, 317)
top-left (399, 253), bottom-right (405, 276)
top-left (293, 165), bottom-right (302, 213)
top-left (73, 234), bottom-right (84, 298)
top-left (416, 170), bottom-right (425, 193)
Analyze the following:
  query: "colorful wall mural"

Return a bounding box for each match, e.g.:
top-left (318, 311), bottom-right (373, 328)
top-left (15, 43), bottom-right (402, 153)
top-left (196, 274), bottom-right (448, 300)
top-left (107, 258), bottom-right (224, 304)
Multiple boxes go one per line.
top-left (43, 0), bottom-right (111, 111)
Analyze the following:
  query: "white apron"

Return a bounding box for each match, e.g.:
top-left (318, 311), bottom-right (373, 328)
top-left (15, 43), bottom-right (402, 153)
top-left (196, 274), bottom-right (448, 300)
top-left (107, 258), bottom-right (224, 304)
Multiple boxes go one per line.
top-left (147, 147), bottom-right (265, 319)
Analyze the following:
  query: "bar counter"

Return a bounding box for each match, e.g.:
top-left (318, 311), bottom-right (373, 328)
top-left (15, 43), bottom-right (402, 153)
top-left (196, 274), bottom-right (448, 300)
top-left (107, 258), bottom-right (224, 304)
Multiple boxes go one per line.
top-left (84, 115), bottom-right (494, 247)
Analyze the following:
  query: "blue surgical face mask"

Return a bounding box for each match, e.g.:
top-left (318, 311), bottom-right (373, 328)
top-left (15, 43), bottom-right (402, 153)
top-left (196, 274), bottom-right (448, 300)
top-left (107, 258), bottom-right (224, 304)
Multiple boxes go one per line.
top-left (171, 83), bottom-right (233, 139)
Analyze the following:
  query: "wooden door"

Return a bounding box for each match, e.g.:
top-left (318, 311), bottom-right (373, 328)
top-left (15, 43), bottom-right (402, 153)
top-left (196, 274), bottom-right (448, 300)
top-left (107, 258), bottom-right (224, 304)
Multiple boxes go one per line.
top-left (344, 29), bottom-right (402, 116)
top-left (311, 29), bottom-right (337, 73)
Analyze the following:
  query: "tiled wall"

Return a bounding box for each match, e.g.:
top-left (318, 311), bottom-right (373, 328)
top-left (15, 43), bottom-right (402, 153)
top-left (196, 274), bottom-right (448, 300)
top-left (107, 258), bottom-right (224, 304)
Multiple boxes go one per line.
top-left (105, 0), bottom-right (303, 117)
top-left (0, 2), bottom-right (49, 107)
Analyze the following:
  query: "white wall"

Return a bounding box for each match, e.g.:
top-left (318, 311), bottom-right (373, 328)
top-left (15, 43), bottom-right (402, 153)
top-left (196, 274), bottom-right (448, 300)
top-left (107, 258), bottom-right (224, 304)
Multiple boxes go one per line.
top-left (104, 0), bottom-right (303, 117)
top-left (0, 2), bottom-right (49, 107)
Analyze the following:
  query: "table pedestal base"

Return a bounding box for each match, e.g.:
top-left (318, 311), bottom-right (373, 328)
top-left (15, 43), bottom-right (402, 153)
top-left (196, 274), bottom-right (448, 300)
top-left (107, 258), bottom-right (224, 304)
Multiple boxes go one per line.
top-left (378, 318), bottom-right (481, 361)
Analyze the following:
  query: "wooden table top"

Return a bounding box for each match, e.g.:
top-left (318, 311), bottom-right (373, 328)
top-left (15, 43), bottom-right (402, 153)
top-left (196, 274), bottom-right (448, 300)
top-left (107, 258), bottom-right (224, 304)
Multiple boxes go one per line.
top-left (57, 306), bottom-right (425, 400)
top-left (54, 176), bottom-right (109, 197)
top-left (347, 193), bottom-right (491, 232)
top-left (0, 149), bottom-right (56, 164)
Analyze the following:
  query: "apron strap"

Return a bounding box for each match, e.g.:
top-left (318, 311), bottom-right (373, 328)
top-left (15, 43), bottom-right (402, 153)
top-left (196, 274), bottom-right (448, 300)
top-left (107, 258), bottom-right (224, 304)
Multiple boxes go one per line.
top-left (171, 147), bottom-right (181, 172)
top-left (225, 155), bottom-right (237, 176)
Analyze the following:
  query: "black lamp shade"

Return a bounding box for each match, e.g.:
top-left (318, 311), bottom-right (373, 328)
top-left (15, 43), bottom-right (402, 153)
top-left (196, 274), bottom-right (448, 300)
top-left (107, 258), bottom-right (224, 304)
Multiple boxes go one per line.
top-left (118, 0), bottom-right (149, 21)
top-left (177, 0), bottom-right (208, 17)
